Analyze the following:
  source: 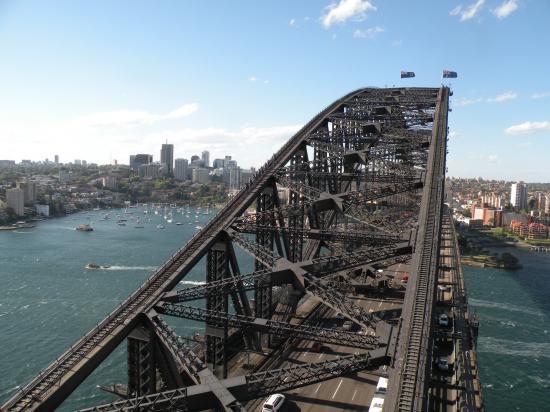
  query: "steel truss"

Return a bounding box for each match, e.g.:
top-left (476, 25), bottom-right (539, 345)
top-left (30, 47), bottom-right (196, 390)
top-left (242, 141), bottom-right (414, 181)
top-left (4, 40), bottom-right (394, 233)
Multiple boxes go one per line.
top-left (3, 87), bottom-right (450, 412)
top-left (156, 302), bottom-right (379, 348)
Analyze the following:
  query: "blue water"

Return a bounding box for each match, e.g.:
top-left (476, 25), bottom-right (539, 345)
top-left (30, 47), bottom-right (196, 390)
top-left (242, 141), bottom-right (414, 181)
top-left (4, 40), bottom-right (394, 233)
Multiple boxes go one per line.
top-left (463, 247), bottom-right (550, 412)
top-left (0, 207), bottom-right (226, 410)
top-left (1, 210), bottom-right (549, 411)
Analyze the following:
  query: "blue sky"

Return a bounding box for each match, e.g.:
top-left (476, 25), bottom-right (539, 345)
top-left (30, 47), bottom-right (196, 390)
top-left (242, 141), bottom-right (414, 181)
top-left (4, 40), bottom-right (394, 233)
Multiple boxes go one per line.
top-left (0, 0), bottom-right (549, 181)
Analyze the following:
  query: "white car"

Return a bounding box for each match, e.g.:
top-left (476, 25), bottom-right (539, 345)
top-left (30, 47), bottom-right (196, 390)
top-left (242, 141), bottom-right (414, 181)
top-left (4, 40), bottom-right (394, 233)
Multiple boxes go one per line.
top-left (376, 377), bottom-right (389, 395)
top-left (262, 393), bottom-right (285, 412)
top-left (438, 313), bottom-right (449, 327)
top-left (437, 357), bottom-right (449, 371)
top-left (369, 395), bottom-right (385, 412)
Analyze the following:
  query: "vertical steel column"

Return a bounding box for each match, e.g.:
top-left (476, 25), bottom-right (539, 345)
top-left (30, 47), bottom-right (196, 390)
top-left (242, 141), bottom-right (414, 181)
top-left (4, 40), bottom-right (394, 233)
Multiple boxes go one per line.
top-left (205, 240), bottom-right (229, 378)
top-left (254, 187), bottom-right (275, 333)
top-left (288, 148), bottom-right (306, 263)
top-left (127, 325), bottom-right (157, 397)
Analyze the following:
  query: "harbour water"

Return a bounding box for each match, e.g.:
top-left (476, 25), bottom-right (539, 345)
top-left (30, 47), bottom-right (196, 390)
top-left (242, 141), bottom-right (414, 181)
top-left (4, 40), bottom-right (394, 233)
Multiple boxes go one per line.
top-left (1, 209), bottom-right (549, 411)
top-left (0, 206), bottom-right (224, 410)
top-left (463, 247), bottom-right (550, 411)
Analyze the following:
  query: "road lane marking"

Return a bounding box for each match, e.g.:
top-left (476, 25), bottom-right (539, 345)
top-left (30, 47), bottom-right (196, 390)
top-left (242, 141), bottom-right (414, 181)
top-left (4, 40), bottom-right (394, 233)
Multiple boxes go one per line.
top-left (332, 379), bottom-right (343, 399)
top-left (314, 383), bottom-right (322, 394)
top-left (378, 301), bottom-right (383, 308)
top-left (318, 353), bottom-right (324, 360)
top-left (352, 389), bottom-right (358, 401)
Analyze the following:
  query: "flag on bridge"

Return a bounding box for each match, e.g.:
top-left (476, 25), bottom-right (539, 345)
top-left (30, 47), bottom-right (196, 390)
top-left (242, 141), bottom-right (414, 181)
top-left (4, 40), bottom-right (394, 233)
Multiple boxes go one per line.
top-left (443, 70), bottom-right (458, 78)
top-left (401, 71), bottom-right (415, 78)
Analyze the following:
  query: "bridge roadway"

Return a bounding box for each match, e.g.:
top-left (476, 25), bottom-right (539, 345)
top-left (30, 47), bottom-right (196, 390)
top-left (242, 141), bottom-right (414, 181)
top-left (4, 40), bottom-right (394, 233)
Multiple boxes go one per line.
top-left (245, 264), bottom-right (408, 412)
top-left (2, 87), bottom-right (377, 412)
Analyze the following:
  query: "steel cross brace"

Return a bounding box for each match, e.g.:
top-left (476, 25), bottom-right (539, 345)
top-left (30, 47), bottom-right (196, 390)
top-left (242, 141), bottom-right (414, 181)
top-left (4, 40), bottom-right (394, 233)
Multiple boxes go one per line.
top-left (155, 302), bottom-right (379, 349)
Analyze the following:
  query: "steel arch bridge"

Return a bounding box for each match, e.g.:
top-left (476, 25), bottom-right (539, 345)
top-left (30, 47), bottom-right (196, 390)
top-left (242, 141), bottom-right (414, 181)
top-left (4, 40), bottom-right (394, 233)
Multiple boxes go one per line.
top-left (3, 86), bottom-right (470, 412)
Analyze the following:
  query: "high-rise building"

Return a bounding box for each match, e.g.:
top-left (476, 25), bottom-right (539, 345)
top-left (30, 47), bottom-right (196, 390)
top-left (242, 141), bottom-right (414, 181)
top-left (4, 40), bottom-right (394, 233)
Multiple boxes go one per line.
top-left (130, 154), bottom-right (153, 171)
top-left (74, 159), bottom-right (82, 166)
top-left (59, 169), bottom-right (71, 183)
top-left (192, 168), bottom-right (210, 184)
top-left (161, 143), bottom-right (174, 175)
top-left (536, 192), bottom-right (546, 211)
top-left (6, 188), bottom-right (25, 216)
top-left (213, 158), bottom-right (225, 169)
top-left (102, 176), bottom-right (118, 190)
top-left (201, 151), bottom-right (210, 168)
top-left (54, 155), bottom-right (59, 164)
top-left (510, 182), bottom-right (528, 210)
top-left (82, 160), bottom-right (87, 167)
top-left (16, 181), bottom-right (36, 205)
top-left (138, 163), bottom-right (163, 179)
top-left (229, 167), bottom-right (242, 190)
top-left (175, 158), bottom-right (189, 181)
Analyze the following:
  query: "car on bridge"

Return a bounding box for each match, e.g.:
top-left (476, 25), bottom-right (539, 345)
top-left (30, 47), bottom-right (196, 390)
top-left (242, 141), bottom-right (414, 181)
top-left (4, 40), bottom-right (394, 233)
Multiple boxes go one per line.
top-left (262, 393), bottom-right (285, 411)
top-left (438, 313), bottom-right (449, 326)
top-left (437, 357), bottom-right (450, 371)
top-left (369, 395), bottom-right (385, 412)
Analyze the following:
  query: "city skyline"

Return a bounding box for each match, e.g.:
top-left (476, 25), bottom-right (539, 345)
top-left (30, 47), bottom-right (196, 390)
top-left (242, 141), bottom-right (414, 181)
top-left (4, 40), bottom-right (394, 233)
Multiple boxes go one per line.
top-left (1, 1), bottom-right (550, 180)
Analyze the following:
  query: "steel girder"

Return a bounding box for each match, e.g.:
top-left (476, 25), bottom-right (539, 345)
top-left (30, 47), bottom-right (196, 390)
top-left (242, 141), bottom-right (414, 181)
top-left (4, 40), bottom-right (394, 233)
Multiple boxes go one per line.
top-left (231, 223), bottom-right (402, 246)
top-left (149, 315), bottom-right (205, 385)
top-left (156, 303), bottom-right (379, 349)
top-left (161, 243), bottom-right (410, 306)
top-left (78, 350), bottom-right (389, 412)
top-left (205, 240), bottom-right (230, 377)
top-left (254, 187), bottom-right (276, 329)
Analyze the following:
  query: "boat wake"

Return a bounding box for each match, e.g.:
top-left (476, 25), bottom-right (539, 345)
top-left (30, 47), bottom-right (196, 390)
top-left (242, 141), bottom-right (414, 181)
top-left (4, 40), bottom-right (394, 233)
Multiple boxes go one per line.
top-left (179, 280), bottom-right (206, 286)
top-left (478, 336), bottom-right (550, 359)
top-left (469, 298), bottom-right (545, 317)
top-left (104, 266), bottom-right (156, 271)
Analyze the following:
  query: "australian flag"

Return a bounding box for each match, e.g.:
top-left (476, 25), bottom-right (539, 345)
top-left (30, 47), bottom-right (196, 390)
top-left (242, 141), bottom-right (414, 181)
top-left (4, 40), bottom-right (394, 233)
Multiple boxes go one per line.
top-left (401, 71), bottom-right (415, 78)
top-left (443, 70), bottom-right (458, 78)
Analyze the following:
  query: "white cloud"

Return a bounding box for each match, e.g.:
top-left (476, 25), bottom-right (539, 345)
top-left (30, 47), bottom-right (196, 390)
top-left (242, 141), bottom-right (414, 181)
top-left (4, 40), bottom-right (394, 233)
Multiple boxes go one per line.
top-left (493, 0), bottom-right (519, 19)
top-left (289, 18), bottom-right (297, 27)
top-left (249, 76), bottom-right (270, 84)
top-left (353, 26), bottom-right (384, 39)
top-left (75, 103), bottom-right (198, 128)
top-left (450, 0), bottom-right (485, 22)
top-left (391, 39), bottom-right (403, 47)
top-left (0, 117), bottom-right (302, 168)
top-left (455, 97), bottom-right (483, 107)
top-left (488, 154), bottom-right (499, 162)
top-left (449, 5), bottom-right (463, 16)
top-left (487, 91), bottom-right (517, 103)
top-left (321, 0), bottom-right (376, 28)
top-left (505, 121), bottom-right (550, 135)
top-left (531, 92), bottom-right (550, 99)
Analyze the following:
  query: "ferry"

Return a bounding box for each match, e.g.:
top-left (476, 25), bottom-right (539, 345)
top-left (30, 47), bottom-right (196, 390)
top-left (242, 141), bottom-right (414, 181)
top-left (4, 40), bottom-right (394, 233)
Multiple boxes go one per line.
top-left (85, 263), bottom-right (111, 270)
top-left (157, 224), bottom-right (165, 229)
top-left (15, 221), bottom-right (35, 228)
top-left (76, 224), bottom-right (93, 232)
